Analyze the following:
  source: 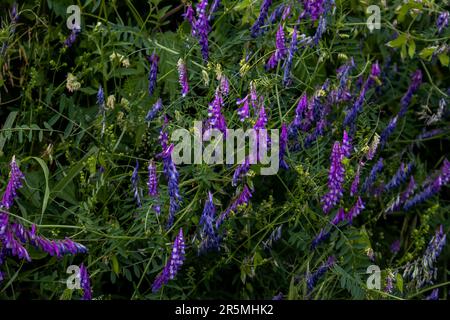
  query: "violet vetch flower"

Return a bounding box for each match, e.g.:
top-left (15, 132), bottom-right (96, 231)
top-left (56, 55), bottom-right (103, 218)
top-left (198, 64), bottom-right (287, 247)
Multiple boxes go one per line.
top-left (384, 273), bottom-right (394, 293)
top-left (268, 4), bottom-right (285, 24)
top-left (219, 74), bottom-right (230, 96)
top-left (331, 207), bottom-right (346, 225)
top-left (152, 228), bottom-right (185, 292)
top-left (341, 130), bottom-right (352, 158)
top-left (147, 161), bottom-right (158, 197)
top-left (385, 162), bottom-right (414, 192)
top-left (131, 160), bottom-right (142, 207)
top-left (302, 0), bottom-right (325, 21)
top-left (1, 156), bottom-right (25, 209)
top-left (272, 292), bottom-right (283, 300)
top-left (361, 158), bottom-right (384, 194)
top-left (159, 144), bottom-right (182, 229)
top-left (403, 225), bottom-right (446, 289)
top-left (145, 98), bottom-right (163, 122)
top-left (313, 15), bottom-right (327, 44)
top-left (306, 256), bottom-right (335, 293)
top-left (97, 86), bottom-right (106, 137)
top-left (289, 94), bottom-right (308, 138)
top-left (283, 27), bottom-right (298, 87)
top-left (346, 197), bottom-right (365, 223)
top-left (343, 62), bottom-right (380, 128)
top-left (262, 225), bottom-right (282, 250)
top-left (403, 159), bottom-right (450, 210)
top-left (177, 59), bottom-right (189, 97)
top-left (416, 128), bottom-right (449, 140)
top-left (437, 11), bottom-right (449, 34)
top-left (311, 228), bottom-right (330, 249)
top-left (399, 70), bottom-right (422, 117)
top-left (379, 116), bottom-right (398, 149)
top-left (390, 240), bottom-right (401, 254)
top-left (64, 25), bottom-right (81, 48)
top-left (250, 0), bottom-right (273, 37)
top-left (199, 192), bottom-right (220, 253)
top-left (216, 185), bottom-right (252, 229)
top-left (208, 0), bottom-right (221, 22)
top-left (334, 58), bottom-right (355, 103)
top-left (321, 142), bottom-right (345, 214)
top-left (266, 24), bottom-right (287, 70)
top-left (425, 289), bottom-right (439, 300)
top-left (385, 176), bottom-right (416, 213)
top-left (232, 157), bottom-right (250, 187)
top-left (350, 166), bottom-right (360, 197)
top-left (194, 0), bottom-right (211, 61)
top-left (147, 53), bottom-right (159, 96)
top-left (236, 95), bottom-right (251, 121)
top-left (183, 4), bottom-right (196, 26)
top-left (279, 123), bottom-right (289, 169)
top-left (207, 88), bottom-right (227, 135)
top-left (79, 263), bottom-right (92, 300)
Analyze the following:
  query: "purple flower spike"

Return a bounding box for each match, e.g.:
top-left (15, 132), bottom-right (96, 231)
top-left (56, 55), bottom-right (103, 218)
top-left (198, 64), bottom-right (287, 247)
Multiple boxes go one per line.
top-left (350, 166), bottom-right (361, 197)
top-left (266, 24), bottom-right (287, 70)
top-left (183, 4), bottom-right (196, 27)
top-left (152, 228), bottom-right (185, 292)
top-left (216, 185), bottom-right (252, 229)
top-left (303, 0), bottom-right (325, 21)
top-left (380, 116), bottom-right (398, 149)
top-left (219, 75), bottom-right (230, 96)
top-left (361, 158), bottom-right (384, 194)
top-left (385, 162), bottom-right (414, 192)
top-left (306, 256), bottom-right (335, 293)
top-left (131, 160), bottom-right (142, 207)
top-left (145, 98), bottom-right (163, 122)
top-left (177, 59), bottom-right (189, 97)
top-left (390, 240), bottom-right (401, 254)
top-left (403, 225), bottom-right (446, 289)
top-left (341, 130), bottom-right (352, 158)
top-left (321, 142), bottom-right (345, 214)
top-left (64, 25), bottom-right (81, 48)
top-left (159, 143), bottom-right (182, 228)
top-left (79, 263), bottom-right (92, 300)
top-left (403, 159), bottom-right (450, 210)
top-left (399, 70), bottom-right (422, 117)
top-left (208, 0), bottom-right (221, 22)
top-left (1, 156), bottom-right (25, 209)
top-left (283, 27), bottom-right (298, 86)
top-left (346, 197), bottom-right (365, 222)
top-left (147, 161), bottom-right (158, 197)
top-left (279, 123), bottom-right (289, 169)
top-left (289, 93), bottom-right (308, 138)
top-left (437, 11), bottom-right (449, 34)
top-left (311, 228), bottom-right (330, 249)
top-left (194, 0), bottom-right (211, 61)
top-left (237, 95), bottom-right (250, 122)
top-left (426, 289), bottom-right (439, 300)
top-left (199, 192), bottom-right (220, 253)
top-left (207, 89), bottom-right (227, 135)
top-left (232, 157), bottom-right (250, 187)
top-left (147, 53), bottom-right (159, 96)
top-left (251, 0), bottom-right (273, 37)
top-left (331, 207), bottom-right (346, 225)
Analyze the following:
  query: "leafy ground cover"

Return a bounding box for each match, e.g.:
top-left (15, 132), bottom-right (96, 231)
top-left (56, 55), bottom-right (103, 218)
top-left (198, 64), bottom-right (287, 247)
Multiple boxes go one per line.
top-left (0, 0), bottom-right (449, 300)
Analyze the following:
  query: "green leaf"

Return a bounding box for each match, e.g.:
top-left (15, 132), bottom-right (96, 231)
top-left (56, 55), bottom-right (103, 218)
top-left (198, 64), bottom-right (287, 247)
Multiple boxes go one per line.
top-left (438, 54), bottom-right (449, 67)
top-left (396, 273), bottom-right (404, 293)
top-left (111, 255), bottom-right (120, 275)
top-left (387, 34), bottom-right (407, 48)
top-left (408, 40), bottom-right (416, 58)
top-left (30, 157), bottom-right (51, 221)
top-left (419, 47), bottom-right (437, 61)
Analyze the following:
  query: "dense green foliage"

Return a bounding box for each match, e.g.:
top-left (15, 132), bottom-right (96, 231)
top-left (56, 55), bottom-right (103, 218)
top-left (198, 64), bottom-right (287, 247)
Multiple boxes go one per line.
top-left (0, 0), bottom-right (449, 300)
